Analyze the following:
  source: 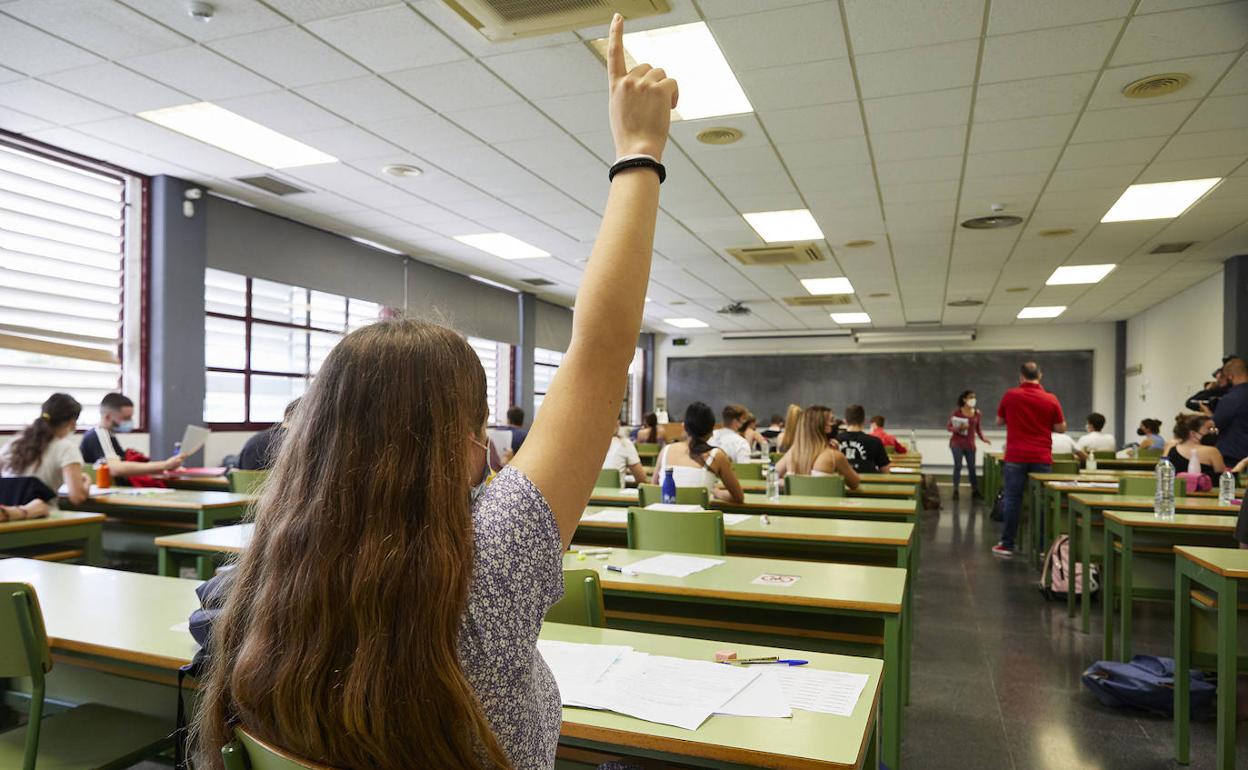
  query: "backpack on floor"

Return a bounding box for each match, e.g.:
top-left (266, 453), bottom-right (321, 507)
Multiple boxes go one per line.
top-left (1082, 655), bottom-right (1215, 717)
top-left (1039, 534), bottom-right (1099, 599)
top-left (989, 490), bottom-right (1004, 521)
top-left (921, 475), bottom-right (941, 510)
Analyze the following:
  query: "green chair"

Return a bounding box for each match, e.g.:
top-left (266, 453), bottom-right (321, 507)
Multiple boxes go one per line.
top-left (222, 728), bottom-right (320, 770)
top-left (1050, 459), bottom-right (1079, 474)
top-left (626, 507), bottom-right (725, 555)
top-left (545, 569), bottom-right (606, 627)
top-left (1138, 448), bottom-right (1163, 459)
top-left (596, 468), bottom-right (622, 488)
top-left (769, 452), bottom-right (784, 464)
top-left (636, 442), bottom-right (660, 456)
top-left (637, 484), bottom-right (710, 508)
top-left (784, 474), bottom-right (845, 497)
top-left (0, 583), bottom-right (173, 770)
top-left (1093, 451), bottom-right (1116, 460)
top-left (1120, 476), bottom-right (1185, 497)
top-left (731, 462), bottom-right (764, 481)
top-left (228, 469), bottom-right (269, 495)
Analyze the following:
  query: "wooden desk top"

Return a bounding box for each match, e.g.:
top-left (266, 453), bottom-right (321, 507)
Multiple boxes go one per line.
top-left (1031, 473), bottom-right (1118, 483)
top-left (62, 489), bottom-right (253, 511)
top-left (0, 510), bottom-right (105, 533)
top-left (1175, 546), bottom-right (1248, 579)
top-left (1044, 480), bottom-right (1120, 491)
top-left (577, 509), bottom-right (914, 547)
top-left (858, 473), bottom-right (922, 485)
top-left (716, 494), bottom-right (917, 518)
top-left (569, 548), bottom-right (906, 614)
top-left (1068, 493), bottom-right (1239, 514)
top-left (1080, 469), bottom-right (1154, 478)
top-left (155, 523), bottom-right (253, 553)
top-left (590, 487), bottom-right (642, 504)
top-left (1102, 511), bottom-right (1238, 531)
top-left (850, 483), bottom-right (917, 498)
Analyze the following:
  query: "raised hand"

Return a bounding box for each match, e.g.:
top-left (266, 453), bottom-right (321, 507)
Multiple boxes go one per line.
top-left (606, 13), bottom-right (678, 161)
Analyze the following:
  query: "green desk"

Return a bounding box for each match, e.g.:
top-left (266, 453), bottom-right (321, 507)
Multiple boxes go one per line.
top-left (858, 473), bottom-right (922, 485)
top-left (60, 489), bottom-right (252, 531)
top-left (714, 494), bottom-right (918, 523)
top-left (983, 452), bottom-right (1003, 502)
top-left (724, 480), bottom-right (918, 502)
top-left (0, 559), bottom-right (883, 770)
top-left (1096, 457), bottom-right (1165, 471)
top-left (0, 511), bottom-right (104, 565)
top-left (155, 474), bottom-right (230, 492)
top-left (1031, 477), bottom-right (1120, 564)
top-left (1068, 494), bottom-right (1239, 633)
top-left (1102, 511), bottom-right (1237, 661)
top-left (155, 523), bottom-right (252, 579)
top-left (1174, 547), bottom-right (1248, 770)
top-left (568, 548), bottom-right (908, 769)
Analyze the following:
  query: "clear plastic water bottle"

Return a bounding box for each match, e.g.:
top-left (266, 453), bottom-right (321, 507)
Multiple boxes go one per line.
top-left (1086, 451), bottom-right (1097, 471)
top-left (766, 464), bottom-right (780, 502)
top-left (1220, 470), bottom-right (1236, 506)
top-left (1154, 457), bottom-right (1175, 520)
top-left (661, 468), bottom-right (677, 504)
top-left (910, 429), bottom-right (919, 453)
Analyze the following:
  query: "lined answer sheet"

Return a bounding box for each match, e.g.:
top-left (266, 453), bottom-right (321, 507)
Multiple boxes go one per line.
top-left (776, 667), bottom-right (870, 716)
top-left (621, 553), bottom-right (725, 577)
top-left (722, 513), bottom-right (752, 525)
top-left (596, 654), bottom-right (760, 730)
top-left (582, 509), bottom-right (629, 523)
top-left (537, 640), bottom-right (630, 707)
top-left (715, 668), bottom-right (792, 718)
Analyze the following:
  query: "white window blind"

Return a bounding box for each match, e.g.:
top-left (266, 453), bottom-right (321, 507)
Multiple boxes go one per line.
top-left (468, 336), bottom-right (511, 425)
top-left (0, 141), bottom-right (137, 428)
top-left (533, 347), bottom-right (564, 416)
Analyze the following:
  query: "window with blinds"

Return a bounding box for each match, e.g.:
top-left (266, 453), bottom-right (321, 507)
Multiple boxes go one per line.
top-left (533, 346), bottom-right (564, 416)
top-left (467, 336), bottom-right (511, 425)
top-left (0, 140), bottom-right (140, 429)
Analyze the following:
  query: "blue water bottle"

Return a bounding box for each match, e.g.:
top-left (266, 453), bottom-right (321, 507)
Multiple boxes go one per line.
top-left (661, 468), bottom-right (677, 504)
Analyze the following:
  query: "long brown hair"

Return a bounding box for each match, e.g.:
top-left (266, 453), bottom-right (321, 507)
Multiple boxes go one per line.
top-left (3, 393), bottom-right (80, 473)
top-left (786, 405), bottom-right (832, 475)
top-left (192, 319), bottom-right (509, 770)
top-left (778, 403), bottom-right (802, 452)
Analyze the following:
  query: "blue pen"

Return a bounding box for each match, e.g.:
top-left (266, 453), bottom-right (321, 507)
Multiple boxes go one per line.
top-left (721, 657), bottom-right (808, 666)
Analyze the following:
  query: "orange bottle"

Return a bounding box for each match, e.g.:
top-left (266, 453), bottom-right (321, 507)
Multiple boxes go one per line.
top-left (95, 461), bottom-right (111, 489)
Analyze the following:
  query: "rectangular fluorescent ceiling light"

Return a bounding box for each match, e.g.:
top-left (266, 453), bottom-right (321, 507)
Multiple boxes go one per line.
top-left (453, 233), bottom-right (550, 260)
top-left (1046, 264), bottom-right (1116, 285)
top-left (743, 209), bottom-right (824, 243)
top-left (591, 22), bottom-right (752, 121)
top-left (831, 312), bottom-right (871, 325)
top-left (137, 102), bottom-right (336, 169)
top-left (1017, 306), bottom-right (1066, 319)
top-left (665, 317), bottom-right (709, 329)
top-left (800, 277), bottom-right (854, 295)
top-left (1101, 178), bottom-right (1221, 222)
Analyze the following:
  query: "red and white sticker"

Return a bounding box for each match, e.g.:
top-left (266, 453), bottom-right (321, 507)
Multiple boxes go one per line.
top-left (752, 573), bottom-right (801, 587)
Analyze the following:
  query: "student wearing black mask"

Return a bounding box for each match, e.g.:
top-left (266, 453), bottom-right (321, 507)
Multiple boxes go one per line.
top-left (1186, 357), bottom-right (1236, 414)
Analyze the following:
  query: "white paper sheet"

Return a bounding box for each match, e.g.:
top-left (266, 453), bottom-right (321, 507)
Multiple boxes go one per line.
top-left (1074, 481), bottom-right (1118, 489)
top-left (582, 509), bottom-right (629, 523)
top-left (596, 654), bottom-right (760, 730)
top-left (622, 553), bottom-right (724, 578)
top-left (715, 668), bottom-right (792, 717)
top-left (722, 513), bottom-right (752, 526)
top-left (776, 667), bottom-right (870, 716)
top-left (644, 503), bottom-right (705, 512)
top-left (537, 640), bottom-right (631, 708)
top-left (179, 424), bottom-right (210, 457)
top-left (889, 467), bottom-right (917, 473)
top-left (605, 487), bottom-right (639, 498)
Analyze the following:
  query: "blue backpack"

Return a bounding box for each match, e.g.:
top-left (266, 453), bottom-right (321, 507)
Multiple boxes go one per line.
top-left (1083, 655), bottom-right (1214, 717)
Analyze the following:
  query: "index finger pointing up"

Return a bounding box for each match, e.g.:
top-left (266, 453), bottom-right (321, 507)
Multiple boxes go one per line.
top-left (607, 13), bottom-right (626, 82)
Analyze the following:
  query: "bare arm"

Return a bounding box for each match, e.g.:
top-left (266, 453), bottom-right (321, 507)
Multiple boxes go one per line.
top-left (62, 461), bottom-right (88, 506)
top-left (775, 452), bottom-right (791, 478)
top-left (1052, 421), bottom-right (1067, 434)
top-left (108, 454), bottom-right (183, 477)
top-left (628, 462), bottom-right (648, 485)
top-left (834, 451), bottom-right (861, 490)
top-left (712, 453), bottom-right (744, 503)
top-left (512, 15), bottom-right (677, 548)
top-left (1204, 447), bottom-right (1226, 474)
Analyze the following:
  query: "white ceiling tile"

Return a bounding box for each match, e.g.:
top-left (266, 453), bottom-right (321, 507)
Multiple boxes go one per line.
top-left (855, 40), bottom-right (979, 99)
top-left (1139, 155), bottom-right (1244, 183)
top-left (881, 179), bottom-right (961, 204)
top-left (118, 0), bottom-right (288, 41)
top-left (40, 62), bottom-right (190, 114)
top-left (533, 91), bottom-right (608, 135)
top-left (844, 0), bottom-right (984, 54)
top-left (1112, 3), bottom-right (1248, 66)
top-left (276, 162), bottom-right (390, 191)
top-left (481, 43), bottom-right (603, 101)
top-left (1071, 99), bottom-right (1200, 142)
top-left (263, 0), bottom-right (397, 22)
top-left (1157, 127), bottom-right (1248, 161)
top-left (864, 88), bottom-right (973, 133)
top-left (0, 105), bottom-right (52, 133)
top-left (870, 125), bottom-right (967, 161)
top-left (1184, 95), bottom-right (1248, 133)
top-left (760, 102), bottom-right (865, 145)
top-left (698, 0), bottom-right (829, 18)
top-left (368, 113), bottom-right (481, 154)
top-left (876, 155), bottom-right (964, 184)
top-left (776, 136), bottom-right (872, 168)
top-left (0, 66), bottom-right (22, 84)
top-left (445, 102), bottom-right (561, 143)
top-left (710, 3), bottom-right (847, 71)
top-left (74, 115), bottom-right (268, 177)
top-left (0, 15), bottom-right (101, 75)
top-left (791, 165), bottom-right (877, 197)
top-left (295, 125), bottom-right (401, 161)
top-left (305, 5), bottom-right (466, 73)
top-left (2, 0), bottom-right (185, 59)
top-left (388, 60), bottom-right (520, 114)
top-left (988, 0), bottom-right (1134, 34)
top-left (0, 80), bottom-right (119, 124)
top-left (737, 60), bottom-right (857, 111)
top-left (980, 21), bottom-right (1120, 84)
top-left (122, 46), bottom-right (278, 101)
top-left (294, 76), bottom-right (428, 126)
top-left (1089, 53), bottom-right (1237, 110)
top-left (1046, 164), bottom-right (1142, 191)
top-left (969, 113), bottom-right (1078, 153)
top-left (1056, 135), bottom-right (1169, 169)
top-left (22, 126), bottom-right (193, 176)
top-left (217, 91), bottom-right (348, 134)
top-left (693, 145), bottom-right (786, 180)
top-left (671, 113), bottom-right (770, 154)
top-left (1213, 53), bottom-right (1248, 97)
top-left (209, 26), bottom-right (367, 88)
top-left (974, 72), bottom-right (1098, 122)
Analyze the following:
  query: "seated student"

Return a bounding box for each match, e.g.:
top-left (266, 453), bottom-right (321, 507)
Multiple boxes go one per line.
top-left (760, 414), bottom-right (784, 444)
top-left (709, 403), bottom-right (753, 463)
top-left (776, 403), bottom-right (802, 453)
top-left (498, 405), bottom-right (528, 462)
top-left (192, 24), bottom-right (678, 768)
top-left (837, 405), bottom-right (891, 474)
top-left (738, 411), bottom-right (769, 455)
top-left (635, 412), bottom-right (659, 444)
top-left (776, 405), bottom-right (860, 489)
top-left (654, 402), bottom-right (745, 503)
top-left (1187, 358), bottom-right (1234, 415)
top-left (602, 427), bottom-right (647, 485)
top-left (80, 392), bottom-right (183, 478)
top-left (1, 393), bottom-right (90, 518)
top-left (1137, 418), bottom-right (1165, 451)
top-left (869, 415), bottom-right (907, 454)
top-left (1167, 413), bottom-right (1248, 478)
top-left (1075, 412), bottom-right (1116, 454)
top-left (238, 399), bottom-right (300, 471)
top-left (1052, 431), bottom-right (1087, 462)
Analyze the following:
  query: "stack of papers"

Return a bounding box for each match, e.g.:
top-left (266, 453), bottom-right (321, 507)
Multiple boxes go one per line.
top-left (1074, 481), bottom-right (1118, 489)
top-left (722, 513), bottom-right (752, 526)
top-left (75, 486), bottom-right (179, 497)
top-left (644, 503), bottom-right (705, 512)
top-left (582, 509), bottom-right (629, 523)
top-left (620, 553), bottom-right (724, 577)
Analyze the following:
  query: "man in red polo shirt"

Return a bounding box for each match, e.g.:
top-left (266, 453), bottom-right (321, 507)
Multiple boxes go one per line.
top-left (993, 361), bottom-right (1067, 557)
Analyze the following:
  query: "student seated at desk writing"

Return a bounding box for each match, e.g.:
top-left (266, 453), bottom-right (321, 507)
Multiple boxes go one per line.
top-left (653, 402), bottom-right (745, 503)
top-left (1075, 412), bottom-right (1116, 454)
top-left (80, 392), bottom-right (183, 478)
top-left (869, 415), bottom-right (907, 454)
top-left (191, 20), bottom-right (678, 769)
top-left (1136, 418), bottom-right (1165, 451)
top-left (603, 427), bottom-right (648, 485)
top-left (838, 405), bottom-right (891, 474)
top-left (635, 411), bottom-right (659, 444)
top-left (739, 411), bottom-right (769, 455)
top-left (709, 403), bottom-right (753, 463)
top-left (776, 403), bottom-right (802, 453)
top-left (775, 405), bottom-right (860, 490)
top-left (1051, 431), bottom-right (1087, 462)
top-left (1167, 413), bottom-right (1247, 479)
top-left (1, 393), bottom-right (90, 518)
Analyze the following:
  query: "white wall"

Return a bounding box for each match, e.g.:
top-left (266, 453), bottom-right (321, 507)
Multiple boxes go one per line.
top-left (1124, 272), bottom-right (1224, 435)
top-left (102, 431), bottom-right (255, 466)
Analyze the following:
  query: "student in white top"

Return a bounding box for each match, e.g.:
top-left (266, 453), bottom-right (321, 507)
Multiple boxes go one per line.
top-left (1075, 412), bottom-right (1117, 454)
top-left (654, 401), bottom-right (745, 503)
top-left (602, 429), bottom-right (647, 485)
top-left (708, 403), bottom-right (753, 463)
top-left (775, 405), bottom-right (860, 489)
top-left (738, 411), bottom-right (769, 455)
top-left (1051, 431), bottom-right (1087, 462)
top-left (0, 393), bottom-right (90, 520)
top-left (79, 392), bottom-right (183, 478)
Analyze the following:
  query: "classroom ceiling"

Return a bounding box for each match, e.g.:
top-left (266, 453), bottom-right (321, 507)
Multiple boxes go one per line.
top-left (2, 0), bottom-right (1247, 334)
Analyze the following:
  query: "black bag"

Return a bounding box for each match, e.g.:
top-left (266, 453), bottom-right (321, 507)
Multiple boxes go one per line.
top-left (989, 490), bottom-right (1004, 521)
top-left (0, 476), bottom-right (57, 507)
top-left (175, 567), bottom-right (236, 768)
top-left (1083, 655), bottom-right (1214, 717)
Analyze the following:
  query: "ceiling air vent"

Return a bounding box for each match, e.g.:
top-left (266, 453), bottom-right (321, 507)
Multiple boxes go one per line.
top-left (1123, 73), bottom-right (1190, 99)
top-left (235, 175), bottom-right (307, 196)
top-left (697, 127), bottom-right (743, 145)
top-left (783, 295), bottom-right (853, 308)
top-left (947, 299), bottom-right (984, 307)
top-left (1150, 241), bottom-right (1197, 254)
top-left (520, 277), bottom-right (555, 286)
top-left (717, 301), bottom-right (751, 315)
top-left (906, 320), bottom-right (942, 326)
top-left (727, 242), bottom-right (825, 266)
top-left (442, 0), bottom-right (670, 41)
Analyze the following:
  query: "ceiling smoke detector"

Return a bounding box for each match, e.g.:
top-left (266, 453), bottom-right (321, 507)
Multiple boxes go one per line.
top-left (187, 1), bottom-right (214, 21)
top-left (717, 300), bottom-right (751, 316)
top-left (696, 127), bottom-right (743, 145)
top-left (382, 163), bottom-right (422, 178)
top-left (1122, 72), bottom-right (1191, 99)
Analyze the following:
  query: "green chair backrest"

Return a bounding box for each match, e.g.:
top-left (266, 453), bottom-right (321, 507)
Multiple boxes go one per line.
top-left (627, 507), bottom-right (725, 555)
top-left (1138, 448), bottom-right (1163, 459)
top-left (731, 462), bottom-right (764, 481)
top-left (636, 443), bottom-right (660, 455)
top-left (1, 583), bottom-right (52, 770)
top-left (784, 474), bottom-right (845, 497)
top-left (769, 452), bottom-right (784, 464)
top-left (224, 728), bottom-right (323, 770)
top-left (1119, 476), bottom-right (1186, 497)
top-left (1052, 453), bottom-right (1074, 460)
top-left (638, 484), bottom-right (710, 508)
top-left (596, 468), bottom-right (622, 488)
top-left (545, 570), bottom-right (605, 627)
top-left (1093, 451), bottom-right (1117, 459)
top-left (1050, 459), bottom-right (1079, 474)
top-left (229, 469), bottom-right (269, 495)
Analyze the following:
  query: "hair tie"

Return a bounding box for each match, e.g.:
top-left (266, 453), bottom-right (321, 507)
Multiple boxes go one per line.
top-left (40, 412), bottom-right (51, 420)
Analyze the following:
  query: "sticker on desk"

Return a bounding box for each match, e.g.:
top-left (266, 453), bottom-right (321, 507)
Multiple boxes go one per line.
top-left (752, 573), bottom-right (801, 587)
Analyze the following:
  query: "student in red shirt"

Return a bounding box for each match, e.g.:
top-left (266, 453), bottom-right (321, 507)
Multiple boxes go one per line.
top-left (869, 415), bottom-right (907, 454)
top-left (993, 361), bottom-right (1066, 558)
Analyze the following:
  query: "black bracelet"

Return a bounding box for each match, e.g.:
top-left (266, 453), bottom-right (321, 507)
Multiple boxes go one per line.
top-left (609, 156), bottom-right (666, 184)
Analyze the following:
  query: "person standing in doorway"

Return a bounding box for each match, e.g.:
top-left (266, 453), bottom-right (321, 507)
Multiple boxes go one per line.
top-left (993, 363), bottom-right (1066, 558)
top-left (947, 390), bottom-right (989, 499)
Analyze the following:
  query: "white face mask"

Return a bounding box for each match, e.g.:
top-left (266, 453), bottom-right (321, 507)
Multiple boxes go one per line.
top-left (469, 437), bottom-right (494, 505)
top-left (966, 398), bottom-right (977, 408)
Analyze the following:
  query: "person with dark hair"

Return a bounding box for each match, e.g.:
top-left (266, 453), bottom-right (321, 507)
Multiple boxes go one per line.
top-left (760, 414), bottom-right (784, 444)
top-left (1186, 357), bottom-right (1236, 414)
top-left (80, 392), bottom-right (183, 478)
top-left (776, 405), bottom-right (860, 489)
top-left (1076, 412), bottom-right (1116, 454)
top-left (635, 412), bottom-right (659, 444)
top-left (738, 411), bottom-right (769, 455)
top-left (1136, 418), bottom-right (1164, 451)
top-left (993, 362), bottom-right (1066, 557)
top-left (238, 399), bottom-right (301, 471)
top-left (1167, 413), bottom-right (1241, 480)
top-left (837, 405), bottom-right (890, 474)
top-left (1, 393), bottom-right (90, 516)
top-left (947, 390), bottom-right (989, 499)
top-left (1214, 357), bottom-right (1248, 468)
top-left (652, 402), bottom-right (745, 503)
top-left (497, 405), bottom-right (528, 461)
top-left (709, 403), bottom-right (752, 463)
top-left (869, 415), bottom-right (908, 454)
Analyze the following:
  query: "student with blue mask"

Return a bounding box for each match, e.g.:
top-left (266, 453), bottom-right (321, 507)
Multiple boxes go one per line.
top-left (80, 392), bottom-right (184, 478)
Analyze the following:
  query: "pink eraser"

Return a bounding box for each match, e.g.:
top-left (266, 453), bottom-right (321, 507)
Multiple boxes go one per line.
top-left (714, 650), bottom-right (737, 662)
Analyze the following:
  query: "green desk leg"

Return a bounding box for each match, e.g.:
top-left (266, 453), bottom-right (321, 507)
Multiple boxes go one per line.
top-left (1174, 562), bottom-right (1192, 765)
top-left (882, 614), bottom-right (902, 770)
top-left (1081, 502), bottom-right (1093, 633)
top-left (1067, 500), bottom-right (1078, 619)
top-left (156, 546), bottom-right (177, 577)
top-left (1102, 522), bottom-right (1115, 660)
top-left (1215, 571), bottom-right (1238, 769)
top-left (897, 546), bottom-right (912, 707)
top-left (1118, 527), bottom-right (1135, 661)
